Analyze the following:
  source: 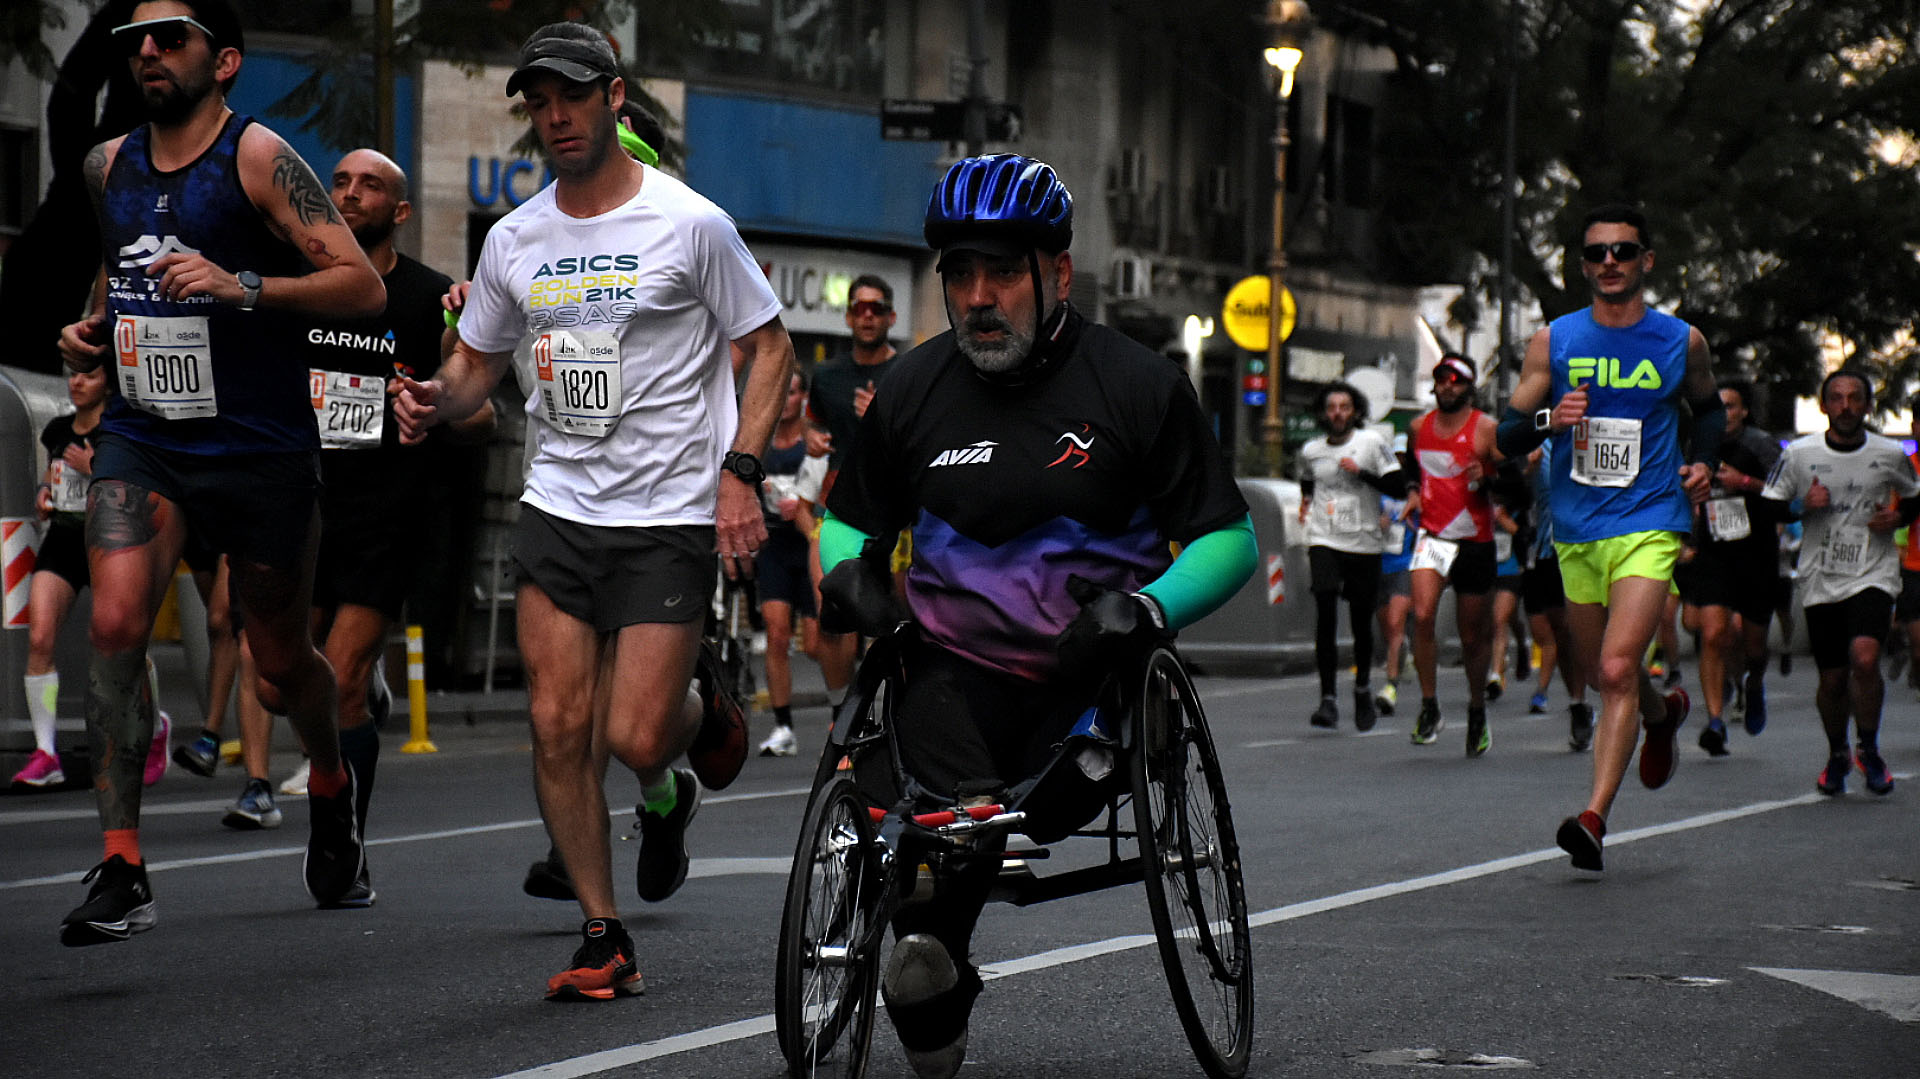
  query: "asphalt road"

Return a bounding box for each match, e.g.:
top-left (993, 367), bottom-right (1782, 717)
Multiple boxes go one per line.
top-left (4, 659), bottom-right (1917, 1079)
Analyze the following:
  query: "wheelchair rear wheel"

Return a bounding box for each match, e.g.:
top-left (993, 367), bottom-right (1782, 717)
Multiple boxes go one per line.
top-left (775, 776), bottom-right (888, 1078)
top-left (1130, 648), bottom-right (1254, 1078)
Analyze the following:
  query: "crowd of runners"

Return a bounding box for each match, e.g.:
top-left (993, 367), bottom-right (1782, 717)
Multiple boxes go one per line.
top-left (5, 6), bottom-right (1909, 1079)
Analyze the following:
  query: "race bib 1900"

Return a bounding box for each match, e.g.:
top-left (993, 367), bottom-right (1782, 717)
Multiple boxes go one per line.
top-left (309, 368), bottom-right (385, 449)
top-left (115, 314), bottom-right (216, 419)
top-left (1570, 416), bottom-right (1641, 488)
top-left (534, 330), bottom-right (621, 437)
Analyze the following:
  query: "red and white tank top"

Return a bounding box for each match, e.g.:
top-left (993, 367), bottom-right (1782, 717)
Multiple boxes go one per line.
top-left (1414, 409), bottom-right (1493, 542)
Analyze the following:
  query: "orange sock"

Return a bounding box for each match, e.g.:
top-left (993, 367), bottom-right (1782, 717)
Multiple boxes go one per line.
top-left (307, 762), bottom-right (349, 798)
top-left (104, 828), bottom-right (142, 866)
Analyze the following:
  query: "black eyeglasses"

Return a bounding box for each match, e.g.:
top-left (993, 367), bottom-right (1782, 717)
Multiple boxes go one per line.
top-left (112, 16), bottom-right (214, 58)
top-left (848, 300), bottom-right (891, 318)
top-left (1581, 241), bottom-right (1645, 264)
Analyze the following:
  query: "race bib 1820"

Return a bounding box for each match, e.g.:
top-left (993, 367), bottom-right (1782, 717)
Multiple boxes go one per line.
top-left (115, 314), bottom-right (216, 419)
top-left (534, 330), bottom-right (621, 437)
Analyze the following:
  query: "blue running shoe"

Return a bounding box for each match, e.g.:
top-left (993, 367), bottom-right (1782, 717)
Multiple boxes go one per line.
top-left (1742, 675), bottom-right (1767, 736)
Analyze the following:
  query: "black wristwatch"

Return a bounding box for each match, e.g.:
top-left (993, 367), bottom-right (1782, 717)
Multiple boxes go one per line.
top-left (1533, 408), bottom-right (1552, 432)
top-left (722, 450), bottom-right (765, 486)
top-left (237, 270), bottom-right (263, 311)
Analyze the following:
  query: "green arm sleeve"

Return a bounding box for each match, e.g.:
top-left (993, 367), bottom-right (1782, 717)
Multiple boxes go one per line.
top-left (817, 510), bottom-right (877, 574)
top-left (1138, 514), bottom-right (1258, 630)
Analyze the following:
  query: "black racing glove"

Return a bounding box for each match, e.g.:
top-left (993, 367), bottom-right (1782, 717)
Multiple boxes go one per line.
top-left (819, 557), bottom-right (909, 638)
top-left (1054, 574), bottom-right (1171, 681)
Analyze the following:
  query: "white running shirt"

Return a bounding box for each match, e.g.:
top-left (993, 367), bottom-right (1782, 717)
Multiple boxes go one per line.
top-left (1762, 432), bottom-right (1920, 607)
top-left (459, 168), bottom-right (782, 527)
top-left (1296, 428), bottom-right (1396, 553)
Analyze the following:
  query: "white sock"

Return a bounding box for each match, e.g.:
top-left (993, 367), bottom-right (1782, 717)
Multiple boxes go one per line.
top-left (24, 671), bottom-right (58, 754)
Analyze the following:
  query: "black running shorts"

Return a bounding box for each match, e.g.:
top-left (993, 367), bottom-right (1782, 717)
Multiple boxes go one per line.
top-left (1521, 554), bottom-right (1565, 616)
top-left (1804, 589), bottom-right (1894, 672)
top-left (1897, 568), bottom-right (1920, 622)
top-left (753, 526), bottom-right (816, 617)
top-left (1680, 547), bottom-right (1778, 623)
top-left (91, 432), bottom-right (320, 572)
top-left (34, 519), bottom-right (88, 591)
top-left (313, 452), bottom-right (426, 620)
top-left (510, 504), bottom-right (715, 632)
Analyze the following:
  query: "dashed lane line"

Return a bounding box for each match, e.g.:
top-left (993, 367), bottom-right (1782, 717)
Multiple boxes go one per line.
top-left (0, 785), bottom-right (813, 890)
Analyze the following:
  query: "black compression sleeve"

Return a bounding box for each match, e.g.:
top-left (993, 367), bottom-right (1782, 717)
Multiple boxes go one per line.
top-left (1687, 393), bottom-right (1728, 470)
top-left (1358, 468), bottom-right (1409, 498)
top-left (1496, 405), bottom-right (1549, 460)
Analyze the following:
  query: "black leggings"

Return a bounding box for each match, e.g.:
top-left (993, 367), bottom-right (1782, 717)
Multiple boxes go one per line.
top-left (1315, 585), bottom-right (1377, 696)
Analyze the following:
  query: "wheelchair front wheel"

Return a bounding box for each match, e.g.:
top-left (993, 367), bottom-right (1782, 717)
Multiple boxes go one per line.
top-left (1130, 648), bottom-right (1255, 1079)
top-left (774, 776), bottom-right (887, 1078)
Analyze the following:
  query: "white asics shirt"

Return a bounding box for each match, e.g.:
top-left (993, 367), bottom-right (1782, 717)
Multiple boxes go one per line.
top-left (460, 168), bottom-right (781, 527)
top-left (1762, 431), bottom-right (1920, 607)
top-left (1297, 427), bottom-right (1396, 553)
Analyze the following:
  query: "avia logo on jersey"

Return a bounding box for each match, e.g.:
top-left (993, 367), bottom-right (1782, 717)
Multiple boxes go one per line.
top-left (929, 441), bottom-right (998, 468)
top-left (1566, 356), bottom-right (1663, 390)
top-left (116, 234), bottom-right (201, 269)
top-left (307, 328), bottom-right (397, 355)
top-left (1047, 425), bottom-right (1095, 469)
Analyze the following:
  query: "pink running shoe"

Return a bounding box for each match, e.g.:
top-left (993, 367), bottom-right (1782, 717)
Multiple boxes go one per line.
top-left (11, 749), bottom-right (66, 789)
top-left (144, 711), bottom-right (172, 787)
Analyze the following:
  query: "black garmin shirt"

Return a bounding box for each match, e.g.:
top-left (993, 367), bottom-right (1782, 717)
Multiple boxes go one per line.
top-left (827, 308), bottom-right (1247, 680)
top-left (296, 253), bottom-right (453, 457)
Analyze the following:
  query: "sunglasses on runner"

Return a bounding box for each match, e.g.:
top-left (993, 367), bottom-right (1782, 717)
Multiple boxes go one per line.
top-left (848, 300), bottom-right (891, 318)
top-left (112, 16), bottom-right (214, 58)
top-left (1581, 241), bottom-right (1645, 264)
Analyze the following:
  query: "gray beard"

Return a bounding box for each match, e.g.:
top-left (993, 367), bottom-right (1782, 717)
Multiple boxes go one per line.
top-left (954, 310), bottom-right (1036, 373)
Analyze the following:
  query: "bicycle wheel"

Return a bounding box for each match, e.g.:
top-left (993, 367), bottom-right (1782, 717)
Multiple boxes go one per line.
top-left (775, 777), bottom-right (888, 1078)
top-left (1130, 647), bottom-right (1254, 1078)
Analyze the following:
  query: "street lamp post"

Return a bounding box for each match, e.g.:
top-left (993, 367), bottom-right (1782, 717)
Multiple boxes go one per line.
top-left (1262, 1), bottom-right (1311, 476)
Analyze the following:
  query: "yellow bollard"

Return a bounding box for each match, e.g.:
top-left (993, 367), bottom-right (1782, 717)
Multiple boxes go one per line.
top-left (400, 624), bottom-right (437, 754)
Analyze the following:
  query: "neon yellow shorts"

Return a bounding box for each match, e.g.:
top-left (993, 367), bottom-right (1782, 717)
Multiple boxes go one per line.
top-left (1554, 531), bottom-right (1683, 606)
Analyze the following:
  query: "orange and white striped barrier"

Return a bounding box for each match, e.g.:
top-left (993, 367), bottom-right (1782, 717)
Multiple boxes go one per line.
top-left (1265, 554), bottom-right (1286, 605)
top-left (3, 518), bottom-right (37, 629)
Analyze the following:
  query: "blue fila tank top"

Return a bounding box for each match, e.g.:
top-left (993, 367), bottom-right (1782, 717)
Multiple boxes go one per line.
top-left (98, 114), bottom-right (317, 454)
top-left (1546, 307), bottom-right (1693, 543)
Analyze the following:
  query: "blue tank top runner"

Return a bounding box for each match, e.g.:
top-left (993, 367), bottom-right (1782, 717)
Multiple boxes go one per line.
top-left (98, 114), bottom-right (316, 454)
top-left (1545, 308), bottom-right (1692, 544)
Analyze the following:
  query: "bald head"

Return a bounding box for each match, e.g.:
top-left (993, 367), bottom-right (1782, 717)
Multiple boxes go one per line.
top-left (331, 148), bottom-right (410, 258)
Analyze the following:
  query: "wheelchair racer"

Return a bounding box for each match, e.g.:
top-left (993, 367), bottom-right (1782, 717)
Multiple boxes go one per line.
top-left (818, 154), bottom-right (1258, 1079)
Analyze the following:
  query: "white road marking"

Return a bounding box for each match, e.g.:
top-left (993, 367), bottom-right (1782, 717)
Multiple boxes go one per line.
top-left (1750, 967), bottom-right (1920, 1022)
top-left (0, 786), bottom-right (813, 890)
top-left (485, 785), bottom-right (1868, 1079)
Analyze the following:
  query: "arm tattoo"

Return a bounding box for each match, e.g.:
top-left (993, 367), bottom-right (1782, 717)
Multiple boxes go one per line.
top-left (271, 146), bottom-right (343, 228)
top-left (83, 142), bottom-right (108, 210)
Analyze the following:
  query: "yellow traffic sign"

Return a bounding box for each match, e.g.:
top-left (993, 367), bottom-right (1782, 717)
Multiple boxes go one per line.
top-left (1222, 275), bottom-right (1295, 351)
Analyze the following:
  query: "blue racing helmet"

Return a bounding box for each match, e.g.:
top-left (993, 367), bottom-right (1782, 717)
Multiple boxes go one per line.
top-left (924, 154), bottom-right (1073, 257)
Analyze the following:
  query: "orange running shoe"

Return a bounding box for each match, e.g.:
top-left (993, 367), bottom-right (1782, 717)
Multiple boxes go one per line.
top-left (546, 918), bottom-right (643, 1001)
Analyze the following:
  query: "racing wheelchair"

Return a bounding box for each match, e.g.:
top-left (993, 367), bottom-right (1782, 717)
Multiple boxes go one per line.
top-left (773, 627), bottom-right (1254, 1078)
